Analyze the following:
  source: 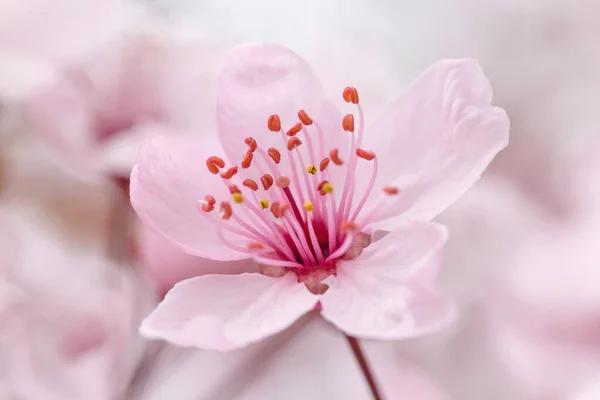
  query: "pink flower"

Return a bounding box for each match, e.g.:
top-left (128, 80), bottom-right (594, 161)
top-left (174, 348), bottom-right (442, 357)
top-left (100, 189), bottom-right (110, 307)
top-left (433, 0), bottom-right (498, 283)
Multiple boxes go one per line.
top-left (131, 43), bottom-right (509, 351)
top-left (25, 18), bottom-right (227, 180)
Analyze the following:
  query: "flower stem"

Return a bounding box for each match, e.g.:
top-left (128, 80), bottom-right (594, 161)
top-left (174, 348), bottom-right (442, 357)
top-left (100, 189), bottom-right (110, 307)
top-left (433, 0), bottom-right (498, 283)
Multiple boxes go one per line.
top-left (345, 335), bottom-right (383, 400)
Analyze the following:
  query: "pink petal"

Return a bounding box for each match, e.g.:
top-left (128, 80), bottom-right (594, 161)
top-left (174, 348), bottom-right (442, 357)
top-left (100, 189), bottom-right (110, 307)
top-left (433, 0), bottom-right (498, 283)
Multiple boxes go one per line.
top-left (135, 221), bottom-right (257, 294)
top-left (130, 132), bottom-right (248, 261)
top-left (140, 273), bottom-right (318, 351)
top-left (360, 59), bottom-right (509, 230)
top-left (216, 43), bottom-right (347, 175)
top-left (320, 221), bottom-right (455, 339)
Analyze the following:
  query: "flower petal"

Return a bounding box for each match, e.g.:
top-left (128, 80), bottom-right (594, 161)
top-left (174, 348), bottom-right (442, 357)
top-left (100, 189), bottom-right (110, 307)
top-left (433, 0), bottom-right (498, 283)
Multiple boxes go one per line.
top-left (140, 272), bottom-right (317, 351)
top-left (360, 59), bottom-right (509, 230)
top-left (320, 221), bottom-right (455, 340)
top-left (216, 43), bottom-right (348, 181)
top-left (130, 131), bottom-right (248, 261)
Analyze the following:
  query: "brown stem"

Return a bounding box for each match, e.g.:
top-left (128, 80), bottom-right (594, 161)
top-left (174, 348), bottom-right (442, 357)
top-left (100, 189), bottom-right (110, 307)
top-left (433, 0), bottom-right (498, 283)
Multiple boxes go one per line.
top-left (345, 335), bottom-right (383, 400)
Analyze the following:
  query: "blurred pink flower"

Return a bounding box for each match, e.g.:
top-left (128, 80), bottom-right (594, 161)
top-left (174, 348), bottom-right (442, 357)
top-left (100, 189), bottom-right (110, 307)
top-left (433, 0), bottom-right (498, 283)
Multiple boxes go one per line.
top-left (26, 19), bottom-right (227, 180)
top-left (131, 43), bottom-right (509, 351)
top-left (0, 214), bottom-right (154, 400)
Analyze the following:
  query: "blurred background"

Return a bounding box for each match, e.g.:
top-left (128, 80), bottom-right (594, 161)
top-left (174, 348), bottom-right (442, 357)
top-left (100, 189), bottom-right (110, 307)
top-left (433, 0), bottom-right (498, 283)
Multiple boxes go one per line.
top-left (1, 0), bottom-right (599, 399)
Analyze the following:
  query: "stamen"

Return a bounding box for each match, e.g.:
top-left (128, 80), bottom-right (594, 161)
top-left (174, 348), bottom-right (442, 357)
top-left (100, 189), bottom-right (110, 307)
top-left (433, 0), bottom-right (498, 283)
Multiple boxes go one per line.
top-left (287, 137), bottom-right (302, 151)
top-left (270, 202), bottom-right (290, 218)
top-left (318, 181), bottom-right (333, 195)
top-left (303, 202), bottom-right (314, 212)
top-left (286, 122), bottom-right (303, 137)
top-left (248, 241), bottom-right (264, 250)
top-left (383, 186), bottom-right (399, 195)
top-left (356, 148), bottom-right (375, 161)
top-left (298, 110), bottom-right (313, 125)
top-left (267, 148), bottom-right (281, 164)
top-left (276, 176), bottom-right (291, 188)
top-left (329, 149), bottom-right (343, 165)
top-left (319, 158), bottom-right (330, 171)
top-left (241, 151), bottom-right (253, 169)
top-left (220, 202), bottom-right (232, 220)
top-left (197, 195), bottom-right (215, 212)
top-left (268, 114), bottom-right (281, 132)
top-left (343, 87), bottom-right (360, 104)
top-left (350, 157), bottom-right (379, 223)
top-left (306, 212), bottom-right (325, 264)
top-left (261, 174), bottom-right (274, 190)
top-left (220, 166), bottom-right (238, 179)
top-left (342, 114), bottom-right (355, 132)
top-left (228, 184), bottom-right (241, 194)
top-left (259, 199), bottom-right (270, 209)
top-left (243, 179), bottom-right (259, 191)
top-left (340, 221), bottom-right (357, 234)
top-left (232, 192), bottom-right (243, 204)
top-left (206, 156), bottom-right (225, 174)
top-left (306, 165), bottom-right (317, 175)
top-left (245, 137), bottom-right (258, 152)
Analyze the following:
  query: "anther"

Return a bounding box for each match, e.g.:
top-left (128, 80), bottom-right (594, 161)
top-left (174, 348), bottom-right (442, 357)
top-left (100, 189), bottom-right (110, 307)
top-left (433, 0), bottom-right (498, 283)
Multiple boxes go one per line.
top-left (267, 148), bottom-right (281, 164)
top-left (340, 221), bottom-right (357, 234)
top-left (232, 192), bottom-right (243, 204)
top-left (343, 87), bottom-right (359, 104)
top-left (228, 185), bottom-right (241, 194)
top-left (261, 174), bottom-right (274, 190)
top-left (220, 202), bottom-right (232, 220)
top-left (206, 156), bottom-right (225, 175)
top-left (303, 202), bottom-right (314, 212)
top-left (276, 176), bottom-right (291, 188)
top-left (306, 165), bottom-right (317, 175)
top-left (287, 137), bottom-right (302, 151)
top-left (329, 149), bottom-right (343, 165)
top-left (243, 179), bottom-right (259, 191)
top-left (259, 199), bottom-right (270, 209)
top-left (241, 151), bottom-right (253, 169)
top-left (286, 122), bottom-right (302, 137)
top-left (319, 157), bottom-right (330, 171)
top-left (298, 110), bottom-right (313, 125)
top-left (317, 181), bottom-right (333, 195)
top-left (245, 137), bottom-right (257, 152)
top-left (342, 114), bottom-right (355, 132)
top-left (383, 185), bottom-right (399, 195)
top-left (248, 241), bottom-right (264, 250)
top-left (199, 195), bottom-right (216, 212)
top-left (356, 148), bottom-right (376, 161)
top-left (220, 166), bottom-right (238, 179)
top-left (268, 114), bottom-right (281, 132)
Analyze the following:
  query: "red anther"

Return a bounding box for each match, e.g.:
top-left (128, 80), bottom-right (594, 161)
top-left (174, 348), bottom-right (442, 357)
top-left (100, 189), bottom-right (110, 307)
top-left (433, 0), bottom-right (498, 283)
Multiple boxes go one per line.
top-left (270, 202), bottom-right (289, 218)
top-left (342, 87), bottom-right (359, 104)
top-left (244, 137), bottom-right (257, 152)
top-left (275, 176), bottom-right (291, 188)
top-left (248, 241), bottom-right (264, 250)
top-left (319, 157), bottom-right (330, 171)
top-left (287, 137), bottom-right (302, 151)
top-left (228, 184), bottom-right (241, 194)
top-left (241, 151), bottom-right (253, 169)
top-left (220, 202), bottom-right (232, 220)
top-left (261, 174), bottom-right (274, 190)
top-left (286, 122), bottom-right (303, 137)
top-left (243, 179), bottom-right (259, 191)
top-left (200, 202), bottom-right (214, 212)
top-left (342, 114), bottom-right (355, 132)
top-left (356, 148), bottom-right (376, 161)
top-left (267, 114), bottom-right (281, 132)
top-left (205, 195), bottom-right (216, 205)
top-left (298, 110), bottom-right (313, 125)
top-left (329, 148), bottom-right (343, 165)
top-left (383, 185), bottom-right (399, 195)
top-left (267, 147), bottom-right (281, 164)
top-left (317, 180), bottom-right (333, 195)
top-left (206, 156), bottom-right (225, 175)
top-left (340, 221), bottom-right (357, 234)
top-left (220, 166), bottom-right (238, 179)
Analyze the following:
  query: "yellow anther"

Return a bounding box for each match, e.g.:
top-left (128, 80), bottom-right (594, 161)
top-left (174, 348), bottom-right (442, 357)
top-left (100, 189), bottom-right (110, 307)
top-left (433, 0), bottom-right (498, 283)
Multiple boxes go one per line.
top-left (320, 182), bottom-right (333, 194)
top-left (306, 165), bottom-right (317, 175)
top-left (303, 201), bottom-right (314, 212)
top-left (259, 199), bottom-right (270, 209)
top-left (232, 192), bottom-right (243, 204)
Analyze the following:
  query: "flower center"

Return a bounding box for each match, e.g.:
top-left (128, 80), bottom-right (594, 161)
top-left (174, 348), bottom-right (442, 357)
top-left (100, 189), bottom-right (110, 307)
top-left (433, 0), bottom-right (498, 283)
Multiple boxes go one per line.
top-left (198, 87), bottom-right (398, 279)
